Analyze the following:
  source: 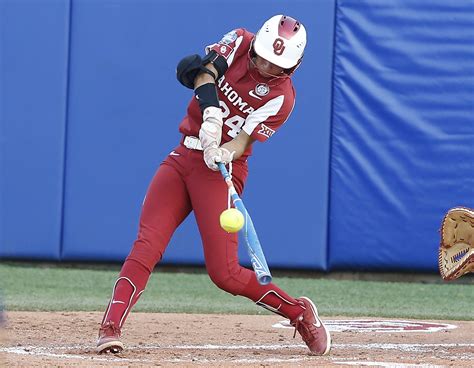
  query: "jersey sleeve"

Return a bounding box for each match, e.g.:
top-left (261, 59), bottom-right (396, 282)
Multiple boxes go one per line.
top-left (242, 90), bottom-right (296, 143)
top-left (205, 28), bottom-right (247, 67)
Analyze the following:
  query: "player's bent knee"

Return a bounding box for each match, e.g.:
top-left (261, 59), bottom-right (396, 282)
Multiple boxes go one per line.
top-left (208, 275), bottom-right (240, 296)
top-left (207, 266), bottom-right (248, 296)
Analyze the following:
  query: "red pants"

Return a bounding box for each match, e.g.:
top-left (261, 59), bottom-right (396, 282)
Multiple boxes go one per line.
top-left (129, 144), bottom-right (251, 293)
top-left (102, 143), bottom-right (304, 327)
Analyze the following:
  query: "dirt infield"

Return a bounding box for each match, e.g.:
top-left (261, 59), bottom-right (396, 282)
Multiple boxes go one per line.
top-left (0, 311), bottom-right (472, 367)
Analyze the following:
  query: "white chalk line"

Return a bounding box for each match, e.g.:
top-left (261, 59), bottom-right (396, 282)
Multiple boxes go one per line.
top-left (0, 346), bottom-right (315, 364)
top-left (273, 320), bottom-right (458, 333)
top-left (145, 342), bottom-right (474, 352)
top-left (336, 343), bottom-right (474, 352)
top-left (4, 342), bottom-right (474, 352)
top-left (0, 346), bottom-right (153, 363)
top-left (334, 362), bottom-right (445, 368)
top-left (1, 342), bottom-right (473, 364)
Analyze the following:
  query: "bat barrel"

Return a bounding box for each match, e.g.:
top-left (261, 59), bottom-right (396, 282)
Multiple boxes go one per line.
top-left (217, 162), bottom-right (272, 286)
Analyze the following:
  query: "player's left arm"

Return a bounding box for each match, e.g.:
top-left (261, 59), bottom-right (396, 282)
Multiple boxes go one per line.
top-left (204, 130), bottom-right (255, 171)
top-left (222, 130), bottom-right (256, 159)
top-left (242, 88), bottom-right (296, 143)
top-left (203, 130), bottom-right (255, 171)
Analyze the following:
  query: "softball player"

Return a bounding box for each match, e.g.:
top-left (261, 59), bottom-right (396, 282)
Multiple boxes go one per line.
top-left (97, 15), bottom-right (331, 356)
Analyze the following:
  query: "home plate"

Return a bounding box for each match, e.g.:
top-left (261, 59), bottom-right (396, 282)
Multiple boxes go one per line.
top-left (272, 319), bottom-right (457, 333)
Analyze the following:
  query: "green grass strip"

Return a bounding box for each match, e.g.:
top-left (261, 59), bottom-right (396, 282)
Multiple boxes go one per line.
top-left (0, 263), bottom-right (472, 320)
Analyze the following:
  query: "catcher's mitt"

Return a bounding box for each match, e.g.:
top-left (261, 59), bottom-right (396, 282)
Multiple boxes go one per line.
top-left (439, 207), bottom-right (474, 280)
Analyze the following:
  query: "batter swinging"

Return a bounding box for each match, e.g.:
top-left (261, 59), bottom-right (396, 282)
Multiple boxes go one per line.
top-left (97, 15), bottom-right (331, 356)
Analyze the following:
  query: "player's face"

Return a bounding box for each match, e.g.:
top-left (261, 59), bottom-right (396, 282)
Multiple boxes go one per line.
top-left (253, 55), bottom-right (285, 78)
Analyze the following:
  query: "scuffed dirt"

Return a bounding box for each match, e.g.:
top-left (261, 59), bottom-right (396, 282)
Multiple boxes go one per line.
top-left (0, 312), bottom-right (473, 367)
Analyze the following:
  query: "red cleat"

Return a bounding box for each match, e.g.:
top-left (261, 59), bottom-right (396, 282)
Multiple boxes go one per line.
top-left (96, 321), bottom-right (124, 354)
top-left (291, 296), bottom-right (331, 355)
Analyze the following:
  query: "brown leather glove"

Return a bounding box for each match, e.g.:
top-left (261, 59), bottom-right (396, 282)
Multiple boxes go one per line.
top-left (439, 207), bottom-right (474, 280)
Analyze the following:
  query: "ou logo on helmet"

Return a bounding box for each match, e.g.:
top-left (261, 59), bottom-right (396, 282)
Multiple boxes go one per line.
top-left (273, 38), bottom-right (285, 55)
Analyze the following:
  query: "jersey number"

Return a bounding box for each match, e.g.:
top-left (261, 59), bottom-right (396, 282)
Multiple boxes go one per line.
top-left (220, 101), bottom-right (245, 138)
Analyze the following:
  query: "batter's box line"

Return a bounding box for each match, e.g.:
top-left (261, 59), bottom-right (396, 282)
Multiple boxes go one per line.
top-left (6, 342), bottom-right (474, 353)
top-left (1, 344), bottom-right (473, 364)
top-left (335, 343), bottom-right (474, 354)
top-left (0, 346), bottom-right (327, 364)
top-left (0, 346), bottom-right (154, 363)
top-left (333, 361), bottom-right (445, 368)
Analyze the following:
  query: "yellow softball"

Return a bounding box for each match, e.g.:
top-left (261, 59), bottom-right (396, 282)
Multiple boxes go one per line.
top-left (219, 208), bottom-right (245, 233)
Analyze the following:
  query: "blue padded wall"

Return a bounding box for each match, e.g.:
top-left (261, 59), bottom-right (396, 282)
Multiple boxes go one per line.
top-left (236, 0), bottom-right (335, 269)
top-left (0, 0), bottom-right (69, 260)
top-left (329, 0), bottom-right (474, 271)
top-left (60, 0), bottom-right (335, 269)
top-left (3, 0), bottom-right (474, 273)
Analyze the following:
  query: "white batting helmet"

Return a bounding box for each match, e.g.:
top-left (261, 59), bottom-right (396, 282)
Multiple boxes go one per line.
top-left (253, 15), bottom-right (307, 69)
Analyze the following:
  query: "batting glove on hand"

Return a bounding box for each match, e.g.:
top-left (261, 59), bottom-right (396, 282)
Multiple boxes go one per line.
top-left (203, 146), bottom-right (234, 171)
top-left (199, 106), bottom-right (223, 150)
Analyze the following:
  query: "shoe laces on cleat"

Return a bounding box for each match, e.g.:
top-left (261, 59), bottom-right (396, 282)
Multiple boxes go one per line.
top-left (291, 297), bottom-right (331, 355)
top-left (292, 314), bottom-right (318, 341)
top-left (99, 321), bottom-right (121, 338)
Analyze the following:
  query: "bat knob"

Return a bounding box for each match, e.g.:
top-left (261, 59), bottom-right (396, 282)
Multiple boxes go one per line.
top-left (258, 275), bottom-right (272, 285)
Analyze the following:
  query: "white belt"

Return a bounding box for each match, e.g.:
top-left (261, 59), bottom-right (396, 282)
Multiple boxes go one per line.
top-left (183, 136), bottom-right (203, 151)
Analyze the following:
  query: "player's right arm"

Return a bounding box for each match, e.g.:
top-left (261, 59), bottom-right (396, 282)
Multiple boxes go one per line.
top-left (176, 52), bottom-right (226, 150)
top-left (191, 62), bottom-right (223, 151)
top-left (177, 28), bottom-right (247, 91)
top-left (176, 29), bottom-right (247, 151)
top-left (193, 64), bottom-right (218, 89)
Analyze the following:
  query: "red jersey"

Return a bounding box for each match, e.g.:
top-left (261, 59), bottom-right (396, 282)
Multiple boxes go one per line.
top-left (178, 29), bottom-right (296, 160)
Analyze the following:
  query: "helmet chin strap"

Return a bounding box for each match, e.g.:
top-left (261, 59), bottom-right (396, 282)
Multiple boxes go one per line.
top-left (248, 56), bottom-right (286, 79)
top-left (246, 51), bottom-right (290, 87)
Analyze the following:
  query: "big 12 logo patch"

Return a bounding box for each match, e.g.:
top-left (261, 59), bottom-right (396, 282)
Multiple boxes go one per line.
top-left (258, 123), bottom-right (275, 138)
